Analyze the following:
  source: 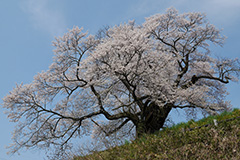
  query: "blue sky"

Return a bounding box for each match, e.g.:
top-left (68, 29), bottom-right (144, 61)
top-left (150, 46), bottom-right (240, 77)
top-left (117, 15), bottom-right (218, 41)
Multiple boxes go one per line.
top-left (0, 0), bottom-right (239, 159)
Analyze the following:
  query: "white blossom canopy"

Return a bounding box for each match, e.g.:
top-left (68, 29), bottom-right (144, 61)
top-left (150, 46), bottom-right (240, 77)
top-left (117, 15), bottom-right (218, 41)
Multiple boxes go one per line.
top-left (3, 8), bottom-right (240, 157)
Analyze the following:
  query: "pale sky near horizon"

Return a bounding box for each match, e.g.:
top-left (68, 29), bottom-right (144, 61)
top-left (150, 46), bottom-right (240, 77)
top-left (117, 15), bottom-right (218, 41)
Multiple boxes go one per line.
top-left (0, 0), bottom-right (240, 159)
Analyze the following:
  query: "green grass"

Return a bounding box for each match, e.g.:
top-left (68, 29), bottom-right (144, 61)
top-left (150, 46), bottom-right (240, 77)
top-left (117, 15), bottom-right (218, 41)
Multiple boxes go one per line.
top-left (74, 108), bottom-right (240, 160)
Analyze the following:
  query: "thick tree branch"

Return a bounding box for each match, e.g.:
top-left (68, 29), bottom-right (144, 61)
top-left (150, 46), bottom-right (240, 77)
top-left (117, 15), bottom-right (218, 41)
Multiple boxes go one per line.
top-left (90, 85), bottom-right (131, 120)
top-left (181, 74), bottom-right (229, 89)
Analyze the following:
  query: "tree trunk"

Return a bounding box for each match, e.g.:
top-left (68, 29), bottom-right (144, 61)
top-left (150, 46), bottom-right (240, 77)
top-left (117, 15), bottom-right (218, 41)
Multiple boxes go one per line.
top-left (136, 102), bottom-right (172, 137)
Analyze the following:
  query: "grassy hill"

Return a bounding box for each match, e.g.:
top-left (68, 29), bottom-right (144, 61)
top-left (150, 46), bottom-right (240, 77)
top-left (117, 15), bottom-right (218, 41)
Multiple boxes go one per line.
top-left (74, 109), bottom-right (240, 160)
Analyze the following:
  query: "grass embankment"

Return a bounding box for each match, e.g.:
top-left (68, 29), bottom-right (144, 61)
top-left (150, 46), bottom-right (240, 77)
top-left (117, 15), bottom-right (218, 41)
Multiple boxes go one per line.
top-left (74, 109), bottom-right (240, 160)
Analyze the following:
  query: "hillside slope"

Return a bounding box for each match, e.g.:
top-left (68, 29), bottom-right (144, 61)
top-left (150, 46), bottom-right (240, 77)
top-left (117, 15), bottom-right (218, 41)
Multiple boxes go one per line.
top-left (74, 109), bottom-right (240, 160)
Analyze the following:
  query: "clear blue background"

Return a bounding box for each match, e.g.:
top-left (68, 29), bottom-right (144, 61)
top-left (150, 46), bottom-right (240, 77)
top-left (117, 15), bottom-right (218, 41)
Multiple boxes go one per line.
top-left (0, 0), bottom-right (239, 159)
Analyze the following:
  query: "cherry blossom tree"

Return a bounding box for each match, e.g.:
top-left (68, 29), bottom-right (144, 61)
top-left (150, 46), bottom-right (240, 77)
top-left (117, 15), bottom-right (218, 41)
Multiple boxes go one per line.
top-left (3, 8), bottom-right (240, 157)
